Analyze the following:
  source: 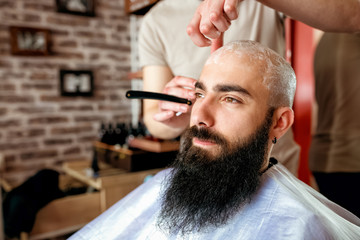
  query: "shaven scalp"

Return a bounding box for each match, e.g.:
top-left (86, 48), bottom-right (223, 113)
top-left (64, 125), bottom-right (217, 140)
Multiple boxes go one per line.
top-left (205, 40), bottom-right (296, 108)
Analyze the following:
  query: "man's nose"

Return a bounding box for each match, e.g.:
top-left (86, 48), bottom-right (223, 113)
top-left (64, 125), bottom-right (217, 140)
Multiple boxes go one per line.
top-left (191, 97), bottom-right (215, 128)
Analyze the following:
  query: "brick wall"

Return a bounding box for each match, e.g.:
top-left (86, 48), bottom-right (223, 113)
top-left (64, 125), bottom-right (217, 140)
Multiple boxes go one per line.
top-left (0, 0), bottom-right (135, 185)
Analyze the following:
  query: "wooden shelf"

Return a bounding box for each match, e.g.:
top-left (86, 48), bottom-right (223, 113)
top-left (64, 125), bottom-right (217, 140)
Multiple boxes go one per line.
top-left (128, 137), bottom-right (180, 153)
top-left (93, 141), bottom-right (177, 171)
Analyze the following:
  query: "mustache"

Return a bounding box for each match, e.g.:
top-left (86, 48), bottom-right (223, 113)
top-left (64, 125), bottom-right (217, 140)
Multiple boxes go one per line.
top-left (187, 126), bottom-right (227, 146)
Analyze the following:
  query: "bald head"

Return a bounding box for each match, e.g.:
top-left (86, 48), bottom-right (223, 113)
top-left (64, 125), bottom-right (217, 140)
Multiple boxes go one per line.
top-left (205, 40), bottom-right (296, 108)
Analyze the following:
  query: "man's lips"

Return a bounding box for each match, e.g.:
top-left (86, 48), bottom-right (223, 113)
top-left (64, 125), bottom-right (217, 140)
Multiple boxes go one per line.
top-left (193, 137), bottom-right (217, 147)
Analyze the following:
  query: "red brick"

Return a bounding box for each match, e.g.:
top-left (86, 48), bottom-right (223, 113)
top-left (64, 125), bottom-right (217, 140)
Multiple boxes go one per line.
top-left (4, 154), bottom-right (16, 163)
top-left (28, 116), bottom-right (69, 125)
top-left (7, 129), bottom-right (46, 138)
top-left (23, 13), bottom-right (41, 22)
top-left (23, 2), bottom-right (54, 11)
top-left (60, 105), bottom-right (94, 111)
top-left (89, 53), bottom-right (100, 60)
top-left (0, 48), bottom-right (9, 55)
top-left (0, 83), bottom-right (16, 91)
top-left (98, 104), bottom-right (130, 111)
top-left (51, 125), bottom-right (93, 135)
top-left (0, 71), bottom-right (25, 79)
top-left (22, 83), bottom-right (55, 90)
top-left (0, 59), bottom-right (12, 68)
top-left (84, 42), bottom-right (130, 52)
top-left (16, 106), bottom-right (55, 114)
top-left (2, 12), bottom-right (19, 21)
top-left (74, 115), bottom-right (104, 122)
top-left (0, 95), bottom-right (35, 103)
top-left (51, 29), bottom-right (70, 36)
top-left (40, 95), bottom-right (106, 102)
top-left (0, 1), bottom-right (15, 8)
top-left (115, 65), bottom-right (131, 72)
top-left (106, 53), bottom-right (128, 62)
top-left (57, 40), bottom-right (77, 47)
top-left (52, 51), bottom-right (84, 59)
top-left (44, 138), bottom-right (73, 146)
top-left (0, 107), bottom-right (7, 116)
top-left (97, 1), bottom-right (124, 11)
top-left (63, 146), bottom-right (81, 155)
top-left (0, 142), bottom-right (38, 151)
top-left (47, 16), bottom-right (90, 27)
top-left (74, 31), bottom-right (106, 39)
top-left (116, 25), bottom-right (128, 32)
top-left (29, 72), bottom-right (56, 81)
top-left (20, 149), bottom-right (58, 160)
top-left (108, 14), bottom-right (128, 21)
top-left (20, 61), bottom-right (58, 69)
top-left (0, 119), bottom-right (21, 128)
top-left (78, 135), bottom-right (97, 143)
top-left (0, 37), bottom-right (9, 44)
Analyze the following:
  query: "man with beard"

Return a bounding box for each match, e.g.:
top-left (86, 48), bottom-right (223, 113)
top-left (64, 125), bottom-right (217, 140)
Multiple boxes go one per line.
top-left (70, 41), bottom-right (360, 240)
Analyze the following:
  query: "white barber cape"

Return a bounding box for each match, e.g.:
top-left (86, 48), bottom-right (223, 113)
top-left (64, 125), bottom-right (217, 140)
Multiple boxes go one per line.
top-left (69, 164), bottom-right (360, 240)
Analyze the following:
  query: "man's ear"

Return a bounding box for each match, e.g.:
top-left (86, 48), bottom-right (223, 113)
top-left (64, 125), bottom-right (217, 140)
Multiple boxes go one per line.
top-left (270, 107), bottom-right (294, 140)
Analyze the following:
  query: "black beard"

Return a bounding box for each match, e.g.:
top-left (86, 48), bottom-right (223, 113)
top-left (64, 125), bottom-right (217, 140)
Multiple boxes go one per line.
top-left (157, 108), bottom-right (274, 235)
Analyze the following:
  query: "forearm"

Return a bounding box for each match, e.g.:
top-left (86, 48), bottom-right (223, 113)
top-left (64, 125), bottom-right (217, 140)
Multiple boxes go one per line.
top-left (143, 107), bottom-right (187, 139)
top-left (258, 0), bottom-right (360, 32)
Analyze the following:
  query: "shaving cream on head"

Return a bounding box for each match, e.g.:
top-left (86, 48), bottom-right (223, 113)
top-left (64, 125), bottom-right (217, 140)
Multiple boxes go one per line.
top-left (204, 40), bottom-right (296, 108)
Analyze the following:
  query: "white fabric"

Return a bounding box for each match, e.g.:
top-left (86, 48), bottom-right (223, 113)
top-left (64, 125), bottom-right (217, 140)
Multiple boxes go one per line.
top-left (69, 164), bottom-right (360, 239)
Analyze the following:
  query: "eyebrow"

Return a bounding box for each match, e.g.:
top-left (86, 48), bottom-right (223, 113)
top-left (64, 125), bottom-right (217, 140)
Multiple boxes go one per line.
top-left (195, 81), bottom-right (252, 98)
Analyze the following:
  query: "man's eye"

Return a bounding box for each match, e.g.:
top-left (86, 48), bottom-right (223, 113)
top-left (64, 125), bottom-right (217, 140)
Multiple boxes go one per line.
top-left (224, 97), bottom-right (240, 104)
top-left (195, 92), bottom-right (204, 99)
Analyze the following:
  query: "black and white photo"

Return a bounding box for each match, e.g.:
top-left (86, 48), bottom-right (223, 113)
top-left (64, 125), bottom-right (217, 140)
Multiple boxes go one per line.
top-left (10, 26), bottom-right (50, 56)
top-left (60, 70), bottom-right (94, 97)
top-left (56, 0), bottom-right (95, 16)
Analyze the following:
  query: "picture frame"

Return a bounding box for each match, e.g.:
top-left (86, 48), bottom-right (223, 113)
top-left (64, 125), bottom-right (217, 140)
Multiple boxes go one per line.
top-left (10, 26), bottom-right (51, 56)
top-left (60, 70), bottom-right (94, 97)
top-left (56, 0), bottom-right (95, 17)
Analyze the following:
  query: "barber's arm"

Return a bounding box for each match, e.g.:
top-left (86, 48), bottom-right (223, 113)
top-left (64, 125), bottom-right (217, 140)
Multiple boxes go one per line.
top-left (187, 0), bottom-right (360, 46)
top-left (142, 65), bottom-right (196, 139)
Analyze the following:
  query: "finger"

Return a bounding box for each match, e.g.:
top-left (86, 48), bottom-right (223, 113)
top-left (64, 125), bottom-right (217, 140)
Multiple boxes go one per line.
top-left (163, 86), bottom-right (196, 100)
top-left (159, 101), bottom-right (191, 113)
top-left (209, 11), bottom-right (231, 33)
top-left (187, 11), bottom-right (212, 47)
top-left (199, 12), bottom-right (222, 40)
top-left (153, 110), bottom-right (175, 122)
top-left (224, 0), bottom-right (240, 20)
top-left (199, 0), bottom-right (227, 38)
top-left (166, 76), bottom-right (197, 89)
top-left (211, 32), bottom-right (224, 53)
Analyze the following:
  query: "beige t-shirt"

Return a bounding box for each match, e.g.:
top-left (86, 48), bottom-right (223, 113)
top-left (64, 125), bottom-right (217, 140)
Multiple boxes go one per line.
top-left (139, 0), bottom-right (300, 175)
top-left (309, 33), bottom-right (360, 173)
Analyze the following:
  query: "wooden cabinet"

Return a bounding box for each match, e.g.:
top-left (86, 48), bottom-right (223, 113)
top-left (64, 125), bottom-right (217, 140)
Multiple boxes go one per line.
top-left (24, 160), bottom-right (162, 239)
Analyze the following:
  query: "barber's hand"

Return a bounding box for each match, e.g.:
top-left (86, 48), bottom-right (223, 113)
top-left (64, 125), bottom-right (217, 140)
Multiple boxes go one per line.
top-left (153, 76), bottom-right (196, 128)
top-left (187, 0), bottom-right (242, 47)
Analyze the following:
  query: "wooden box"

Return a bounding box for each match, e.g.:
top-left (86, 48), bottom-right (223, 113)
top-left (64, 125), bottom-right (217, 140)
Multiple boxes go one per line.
top-left (94, 141), bottom-right (177, 172)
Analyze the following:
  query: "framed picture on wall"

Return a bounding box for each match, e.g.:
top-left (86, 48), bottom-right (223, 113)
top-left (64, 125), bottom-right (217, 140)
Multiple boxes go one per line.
top-left (60, 70), bottom-right (94, 97)
top-left (56, 0), bottom-right (95, 17)
top-left (10, 26), bottom-right (51, 56)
